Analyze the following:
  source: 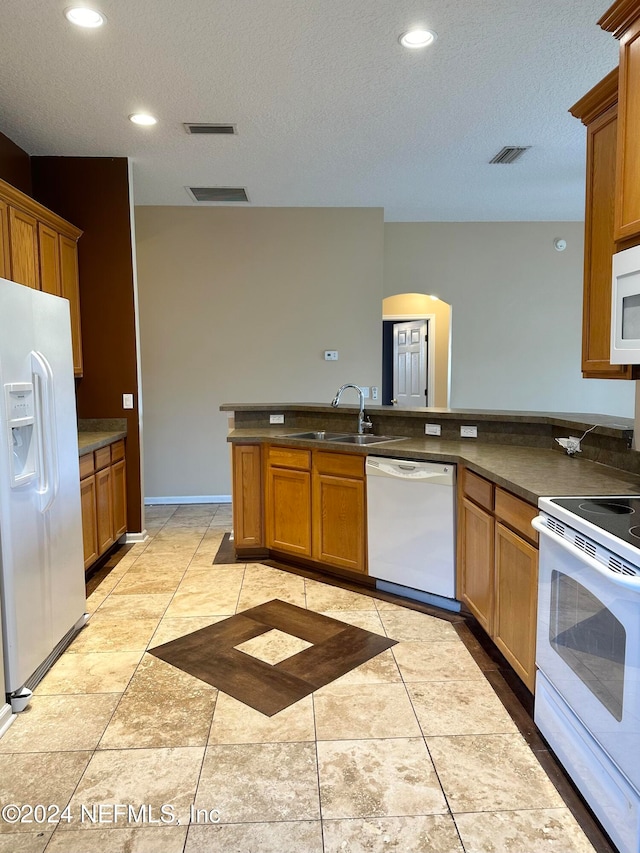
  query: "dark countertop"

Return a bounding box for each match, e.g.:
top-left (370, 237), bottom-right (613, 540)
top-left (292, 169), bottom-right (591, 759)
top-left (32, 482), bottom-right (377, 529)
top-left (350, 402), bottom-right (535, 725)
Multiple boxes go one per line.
top-left (77, 419), bottom-right (128, 457)
top-left (227, 428), bottom-right (640, 505)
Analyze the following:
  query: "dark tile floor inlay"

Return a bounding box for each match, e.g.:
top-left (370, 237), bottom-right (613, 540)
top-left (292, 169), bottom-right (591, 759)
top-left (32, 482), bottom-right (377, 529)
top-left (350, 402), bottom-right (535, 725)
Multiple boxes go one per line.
top-left (149, 599), bottom-right (397, 716)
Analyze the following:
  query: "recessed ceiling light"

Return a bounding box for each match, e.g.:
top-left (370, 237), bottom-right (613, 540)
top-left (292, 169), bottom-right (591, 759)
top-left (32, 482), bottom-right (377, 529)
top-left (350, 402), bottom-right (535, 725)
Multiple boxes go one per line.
top-left (399, 29), bottom-right (437, 49)
top-left (129, 113), bottom-right (158, 126)
top-left (64, 7), bottom-right (105, 28)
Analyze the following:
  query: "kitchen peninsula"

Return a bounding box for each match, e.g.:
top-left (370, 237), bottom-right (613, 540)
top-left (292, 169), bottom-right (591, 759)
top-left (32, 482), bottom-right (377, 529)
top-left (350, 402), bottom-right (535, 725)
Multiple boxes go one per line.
top-left (222, 402), bottom-right (640, 691)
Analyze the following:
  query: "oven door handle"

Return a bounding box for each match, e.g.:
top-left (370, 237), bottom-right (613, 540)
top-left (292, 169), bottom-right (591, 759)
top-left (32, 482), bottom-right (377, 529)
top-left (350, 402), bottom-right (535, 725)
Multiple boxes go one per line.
top-left (532, 516), bottom-right (640, 589)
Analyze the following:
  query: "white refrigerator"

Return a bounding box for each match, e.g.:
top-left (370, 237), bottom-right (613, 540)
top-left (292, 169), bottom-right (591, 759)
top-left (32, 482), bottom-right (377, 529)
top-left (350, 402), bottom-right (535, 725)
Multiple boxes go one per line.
top-left (0, 277), bottom-right (86, 711)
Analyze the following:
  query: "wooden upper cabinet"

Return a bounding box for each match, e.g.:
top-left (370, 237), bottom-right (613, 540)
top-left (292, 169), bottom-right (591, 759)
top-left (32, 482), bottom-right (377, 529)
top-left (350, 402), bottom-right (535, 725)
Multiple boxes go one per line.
top-left (570, 69), bottom-right (635, 379)
top-left (59, 234), bottom-right (83, 376)
top-left (0, 200), bottom-right (9, 280)
top-left (38, 222), bottom-right (61, 297)
top-left (8, 206), bottom-right (39, 289)
top-left (600, 1), bottom-right (640, 241)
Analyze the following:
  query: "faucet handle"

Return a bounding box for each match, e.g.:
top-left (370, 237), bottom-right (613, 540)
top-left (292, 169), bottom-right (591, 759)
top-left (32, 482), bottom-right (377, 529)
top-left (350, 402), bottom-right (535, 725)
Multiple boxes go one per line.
top-left (362, 412), bottom-right (373, 432)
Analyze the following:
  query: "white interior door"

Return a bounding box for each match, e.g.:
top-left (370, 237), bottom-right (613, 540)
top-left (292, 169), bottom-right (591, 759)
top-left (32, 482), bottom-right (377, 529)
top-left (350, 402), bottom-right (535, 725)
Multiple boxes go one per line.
top-left (393, 320), bottom-right (427, 407)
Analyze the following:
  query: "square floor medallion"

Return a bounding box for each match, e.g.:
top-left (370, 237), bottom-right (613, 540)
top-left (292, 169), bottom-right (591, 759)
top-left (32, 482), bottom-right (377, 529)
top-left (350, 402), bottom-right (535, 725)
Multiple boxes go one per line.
top-left (149, 599), bottom-right (397, 716)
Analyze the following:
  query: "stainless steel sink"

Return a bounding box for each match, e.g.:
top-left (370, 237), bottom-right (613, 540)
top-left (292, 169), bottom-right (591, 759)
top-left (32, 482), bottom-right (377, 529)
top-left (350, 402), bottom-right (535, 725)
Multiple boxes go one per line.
top-left (326, 434), bottom-right (406, 445)
top-left (285, 431), bottom-right (351, 441)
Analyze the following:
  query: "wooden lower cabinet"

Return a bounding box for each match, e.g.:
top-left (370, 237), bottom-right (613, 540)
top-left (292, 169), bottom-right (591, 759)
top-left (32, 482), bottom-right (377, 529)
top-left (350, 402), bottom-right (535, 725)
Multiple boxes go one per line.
top-left (80, 439), bottom-right (127, 571)
top-left (494, 522), bottom-right (538, 691)
top-left (313, 473), bottom-right (365, 572)
top-left (459, 497), bottom-right (494, 633)
top-left (232, 444), bottom-right (263, 548)
top-left (80, 474), bottom-right (99, 570)
top-left (266, 466), bottom-right (312, 556)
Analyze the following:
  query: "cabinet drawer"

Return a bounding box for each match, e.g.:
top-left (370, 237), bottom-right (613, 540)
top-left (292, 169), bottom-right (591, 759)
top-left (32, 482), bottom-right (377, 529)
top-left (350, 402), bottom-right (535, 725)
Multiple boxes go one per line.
top-left (495, 487), bottom-right (538, 545)
top-left (462, 468), bottom-right (494, 511)
top-left (94, 446), bottom-right (111, 471)
top-left (314, 450), bottom-right (364, 478)
top-left (267, 445), bottom-right (311, 470)
top-left (111, 439), bottom-right (125, 462)
top-left (79, 453), bottom-right (95, 479)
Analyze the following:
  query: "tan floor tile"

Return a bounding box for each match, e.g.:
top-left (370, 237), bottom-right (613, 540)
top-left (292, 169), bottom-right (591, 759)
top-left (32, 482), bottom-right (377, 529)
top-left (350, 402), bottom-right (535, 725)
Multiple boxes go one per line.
top-left (185, 821), bottom-right (323, 852)
top-left (159, 524), bottom-right (210, 535)
top-left (98, 687), bottom-right (216, 749)
top-left (124, 553), bottom-right (193, 571)
top-left (0, 751), bottom-right (91, 833)
top-left (36, 651), bottom-right (143, 694)
top-left (453, 808), bottom-right (597, 853)
top-left (85, 588), bottom-right (110, 613)
top-left (0, 694), bottom-right (119, 753)
top-left (149, 616), bottom-right (227, 646)
top-left (61, 747), bottom-right (205, 830)
top-left (96, 593), bottom-right (174, 619)
top-left (378, 609), bottom-right (458, 641)
top-left (320, 610), bottom-right (385, 633)
top-left (304, 580), bottom-right (374, 611)
top-left (407, 681), bottom-right (519, 736)
top-left (0, 832), bottom-right (53, 852)
top-left (329, 649), bottom-right (402, 686)
top-left (67, 615), bottom-right (161, 653)
top-left (392, 641), bottom-right (484, 682)
top-left (318, 738), bottom-right (447, 819)
top-left (322, 815), bottom-right (464, 853)
top-left (126, 653), bottom-right (218, 696)
top-left (188, 553), bottom-right (221, 568)
top-left (112, 568), bottom-right (186, 596)
top-left (47, 826), bottom-right (188, 853)
top-left (427, 734), bottom-right (565, 812)
top-left (236, 570), bottom-right (306, 610)
top-left (164, 578), bottom-right (243, 617)
top-left (195, 742), bottom-right (320, 822)
top-left (209, 693), bottom-right (315, 744)
top-left (143, 542), bottom-right (201, 558)
top-left (313, 683), bottom-right (421, 739)
top-left (235, 628), bottom-right (312, 665)
top-left (179, 565), bottom-right (244, 590)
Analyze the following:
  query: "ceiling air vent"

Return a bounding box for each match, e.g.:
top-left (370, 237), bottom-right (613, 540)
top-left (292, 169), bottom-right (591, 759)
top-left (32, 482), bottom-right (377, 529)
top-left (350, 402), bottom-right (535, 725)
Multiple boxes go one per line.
top-left (186, 187), bottom-right (249, 203)
top-left (489, 146), bottom-right (531, 164)
top-left (184, 123), bottom-right (237, 135)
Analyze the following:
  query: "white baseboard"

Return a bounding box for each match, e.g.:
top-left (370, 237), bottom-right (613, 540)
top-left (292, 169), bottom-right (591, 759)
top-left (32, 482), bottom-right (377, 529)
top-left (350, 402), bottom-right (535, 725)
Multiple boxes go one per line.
top-left (144, 495), bottom-right (232, 505)
top-left (125, 531), bottom-right (149, 543)
top-left (0, 703), bottom-right (14, 740)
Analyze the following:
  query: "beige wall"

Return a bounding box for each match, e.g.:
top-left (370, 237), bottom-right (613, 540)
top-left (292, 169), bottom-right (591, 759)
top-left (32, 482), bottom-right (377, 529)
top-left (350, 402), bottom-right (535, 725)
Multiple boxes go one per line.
top-left (383, 293), bottom-right (451, 407)
top-left (384, 222), bottom-right (635, 417)
top-left (135, 206), bottom-right (384, 499)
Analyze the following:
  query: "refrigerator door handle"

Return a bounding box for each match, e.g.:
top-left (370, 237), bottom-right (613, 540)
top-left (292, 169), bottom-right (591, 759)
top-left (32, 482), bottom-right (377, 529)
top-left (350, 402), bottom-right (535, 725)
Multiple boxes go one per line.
top-left (31, 350), bottom-right (59, 513)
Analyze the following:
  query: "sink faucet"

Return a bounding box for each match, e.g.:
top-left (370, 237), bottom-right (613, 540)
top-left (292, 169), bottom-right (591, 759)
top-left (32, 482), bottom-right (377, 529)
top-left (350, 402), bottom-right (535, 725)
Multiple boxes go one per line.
top-left (331, 384), bottom-right (373, 435)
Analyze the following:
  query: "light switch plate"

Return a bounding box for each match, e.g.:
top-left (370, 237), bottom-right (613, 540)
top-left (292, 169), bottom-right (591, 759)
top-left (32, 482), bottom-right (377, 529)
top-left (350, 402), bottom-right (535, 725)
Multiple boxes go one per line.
top-left (371, 386), bottom-right (379, 400)
top-left (360, 386), bottom-right (369, 398)
top-left (122, 393), bottom-right (134, 409)
top-left (460, 425), bottom-right (478, 438)
top-left (425, 423), bottom-right (441, 436)
top-left (269, 414), bottom-right (285, 424)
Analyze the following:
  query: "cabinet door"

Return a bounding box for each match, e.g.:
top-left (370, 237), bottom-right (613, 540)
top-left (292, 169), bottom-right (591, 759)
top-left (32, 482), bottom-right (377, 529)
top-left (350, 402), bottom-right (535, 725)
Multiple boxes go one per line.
top-left (615, 16), bottom-right (640, 242)
top-left (313, 473), bottom-right (366, 572)
top-left (582, 104), bottom-right (634, 378)
top-left (494, 522), bottom-right (538, 692)
top-left (458, 497), bottom-right (494, 633)
top-left (8, 206), bottom-right (39, 289)
top-left (111, 458), bottom-right (127, 539)
top-left (80, 475), bottom-right (99, 571)
top-left (96, 466), bottom-right (114, 555)
top-left (38, 222), bottom-right (62, 297)
top-left (59, 235), bottom-right (83, 377)
top-left (232, 444), bottom-right (263, 547)
top-left (265, 466), bottom-right (311, 556)
top-left (0, 200), bottom-right (9, 280)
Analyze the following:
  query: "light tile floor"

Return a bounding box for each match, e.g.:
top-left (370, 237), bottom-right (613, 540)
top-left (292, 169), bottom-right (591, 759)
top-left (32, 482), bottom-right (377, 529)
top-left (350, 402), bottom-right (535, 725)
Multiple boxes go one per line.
top-left (0, 504), bottom-right (601, 853)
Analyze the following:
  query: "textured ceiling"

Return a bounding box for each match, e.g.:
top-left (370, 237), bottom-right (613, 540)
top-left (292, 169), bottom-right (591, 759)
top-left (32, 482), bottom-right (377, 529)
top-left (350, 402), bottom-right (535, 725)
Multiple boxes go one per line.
top-left (0, 0), bottom-right (619, 220)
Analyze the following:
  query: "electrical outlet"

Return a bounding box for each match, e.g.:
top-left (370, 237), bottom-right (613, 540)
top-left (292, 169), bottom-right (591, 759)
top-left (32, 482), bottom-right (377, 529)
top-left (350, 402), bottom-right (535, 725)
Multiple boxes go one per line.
top-left (425, 423), bottom-right (441, 436)
top-left (460, 425), bottom-right (478, 438)
top-left (122, 393), bottom-right (134, 409)
top-left (324, 350), bottom-right (338, 361)
top-left (371, 386), bottom-right (379, 400)
top-left (269, 414), bottom-right (285, 424)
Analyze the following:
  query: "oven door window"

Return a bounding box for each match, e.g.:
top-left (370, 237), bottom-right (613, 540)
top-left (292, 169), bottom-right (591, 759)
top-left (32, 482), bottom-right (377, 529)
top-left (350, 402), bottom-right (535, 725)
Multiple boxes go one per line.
top-left (550, 570), bottom-right (625, 721)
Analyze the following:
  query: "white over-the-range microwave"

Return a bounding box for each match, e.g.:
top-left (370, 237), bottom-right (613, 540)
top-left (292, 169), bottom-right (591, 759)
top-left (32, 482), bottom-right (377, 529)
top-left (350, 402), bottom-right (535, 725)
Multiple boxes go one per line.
top-left (611, 244), bottom-right (640, 363)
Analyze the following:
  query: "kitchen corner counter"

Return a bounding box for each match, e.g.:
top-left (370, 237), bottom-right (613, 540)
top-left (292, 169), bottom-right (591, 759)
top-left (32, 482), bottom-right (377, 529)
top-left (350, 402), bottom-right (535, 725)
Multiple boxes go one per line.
top-left (226, 428), bottom-right (640, 505)
top-left (77, 418), bottom-right (127, 457)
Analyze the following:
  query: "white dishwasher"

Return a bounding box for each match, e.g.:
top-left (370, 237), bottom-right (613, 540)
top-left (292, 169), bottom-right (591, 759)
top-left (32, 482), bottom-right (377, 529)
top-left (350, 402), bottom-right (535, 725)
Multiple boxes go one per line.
top-left (366, 456), bottom-right (458, 610)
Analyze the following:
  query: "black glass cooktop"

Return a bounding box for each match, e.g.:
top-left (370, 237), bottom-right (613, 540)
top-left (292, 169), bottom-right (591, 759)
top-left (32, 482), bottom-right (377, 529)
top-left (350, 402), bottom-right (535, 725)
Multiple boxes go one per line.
top-left (550, 496), bottom-right (640, 547)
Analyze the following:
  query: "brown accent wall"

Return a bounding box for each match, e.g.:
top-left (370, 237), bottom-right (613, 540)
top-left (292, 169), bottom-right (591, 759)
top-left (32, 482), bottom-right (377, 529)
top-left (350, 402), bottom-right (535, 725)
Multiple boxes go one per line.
top-left (31, 157), bottom-right (142, 532)
top-left (0, 131), bottom-right (31, 195)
